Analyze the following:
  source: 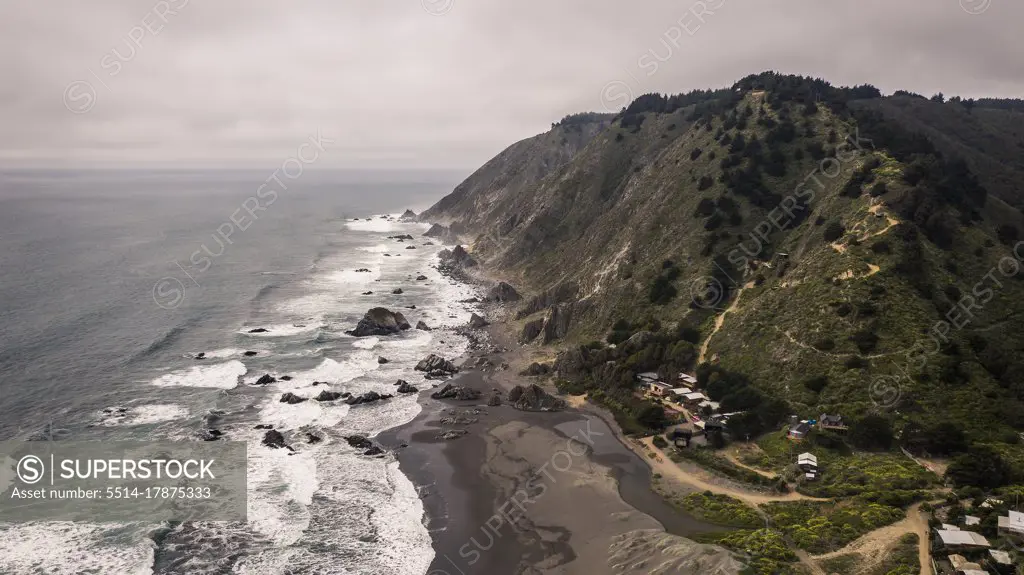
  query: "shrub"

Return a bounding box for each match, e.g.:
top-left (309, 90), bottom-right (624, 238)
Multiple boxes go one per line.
top-left (823, 221), bottom-right (846, 242)
top-left (652, 435), bottom-right (669, 448)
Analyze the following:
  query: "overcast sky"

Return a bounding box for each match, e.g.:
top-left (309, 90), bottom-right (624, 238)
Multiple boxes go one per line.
top-left (1, 0), bottom-right (1020, 170)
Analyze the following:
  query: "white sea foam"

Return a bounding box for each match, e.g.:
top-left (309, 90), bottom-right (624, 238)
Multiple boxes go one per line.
top-left (150, 360), bottom-right (246, 389)
top-left (344, 218), bottom-right (395, 233)
top-left (0, 522), bottom-right (155, 575)
top-left (374, 460), bottom-right (435, 574)
top-left (239, 323), bottom-right (322, 338)
top-left (98, 403), bottom-right (189, 426)
top-left (351, 336), bottom-right (379, 349)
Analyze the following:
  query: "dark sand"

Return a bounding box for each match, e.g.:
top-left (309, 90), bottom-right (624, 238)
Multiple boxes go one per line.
top-left (377, 319), bottom-right (740, 575)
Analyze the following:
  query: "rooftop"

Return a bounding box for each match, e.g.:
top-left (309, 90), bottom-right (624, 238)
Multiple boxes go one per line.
top-left (989, 549), bottom-right (1013, 565)
top-left (935, 529), bottom-right (990, 548)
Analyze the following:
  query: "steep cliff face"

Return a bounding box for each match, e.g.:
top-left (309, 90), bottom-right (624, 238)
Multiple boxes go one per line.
top-left (423, 74), bottom-right (1024, 438)
top-left (418, 114), bottom-right (612, 227)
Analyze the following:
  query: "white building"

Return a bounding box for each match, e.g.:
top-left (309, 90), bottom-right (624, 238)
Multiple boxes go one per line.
top-left (998, 510), bottom-right (1024, 538)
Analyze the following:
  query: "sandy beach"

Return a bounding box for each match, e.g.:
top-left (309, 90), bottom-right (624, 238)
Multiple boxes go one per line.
top-left (378, 311), bottom-right (744, 575)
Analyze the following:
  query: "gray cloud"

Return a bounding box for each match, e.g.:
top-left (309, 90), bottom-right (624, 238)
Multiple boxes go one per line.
top-left (0, 0), bottom-right (1020, 169)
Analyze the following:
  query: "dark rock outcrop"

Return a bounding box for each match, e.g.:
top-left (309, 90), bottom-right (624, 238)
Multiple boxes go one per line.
top-left (280, 393), bottom-right (307, 405)
top-left (248, 328), bottom-right (269, 333)
top-left (279, 375), bottom-right (292, 381)
top-left (345, 391), bottom-right (394, 405)
top-left (199, 429), bottom-right (222, 441)
top-left (515, 282), bottom-right (579, 320)
top-left (243, 350), bottom-right (258, 357)
top-left (306, 432), bottom-right (322, 444)
top-left (423, 223), bottom-right (460, 244)
top-left (392, 288), bottom-right (404, 294)
top-left (487, 282), bottom-right (521, 302)
top-left (469, 313), bottom-right (489, 329)
top-left (396, 380), bottom-right (419, 394)
top-left (541, 302), bottom-right (579, 344)
top-left (431, 383), bottom-right (482, 401)
top-left (487, 393), bottom-right (502, 406)
top-left (520, 362), bottom-right (552, 376)
top-left (399, 209), bottom-right (418, 221)
top-left (262, 430), bottom-right (289, 449)
top-left (415, 320), bottom-right (431, 331)
top-left (507, 384), bottom-right (567, 412)
top-left (416, 275), bottom-right (428, 281)
top-left (415, 354), bottom-right (458, 375)
top-left (314, 390), bottom-right (348, 402)
top-left (377, 356), bottom-right (389, 364)
top-left (346, 307), bottom-right (411, 336)
top-left (520, 318), bottom-right (545, 343)
top-left (254, 374), bottom-right (276, 386)
top-left (194, 352), bottom-right (206, 360)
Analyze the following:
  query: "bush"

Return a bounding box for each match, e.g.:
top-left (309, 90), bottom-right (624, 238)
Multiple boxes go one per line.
top-left (652, 435), bottom-right (669, 448)
top-left (823, 221), bottom-right (846, 242)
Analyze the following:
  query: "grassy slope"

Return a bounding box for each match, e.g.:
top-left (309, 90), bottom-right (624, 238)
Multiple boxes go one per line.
top-left (425, 83), bottom-right (1024, 445)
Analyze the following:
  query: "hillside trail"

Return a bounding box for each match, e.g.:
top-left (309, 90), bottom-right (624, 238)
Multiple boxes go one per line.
top-left (722, 451), bottom-right (777, 479)
top-left (636, 437), bottom-right (828, 507)
top-left (698, 281), bottom-right (756, 364)
top-left (809, 502), bottom-right (930, 575)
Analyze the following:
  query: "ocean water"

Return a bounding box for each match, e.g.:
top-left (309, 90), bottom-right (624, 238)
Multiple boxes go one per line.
top-left (0, 169), bottom-right (475, 574)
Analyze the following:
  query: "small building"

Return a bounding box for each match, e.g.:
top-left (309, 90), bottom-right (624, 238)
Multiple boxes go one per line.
top-left (988, 549), bottom-right (1013, 566)
top-left (936, 529), bottom-right (991, 550)
top-left (670, 387), bottom-right (692, 399)
top-left (963, 515), bottom-right (980, 527)
top-left (818, 414), bottom-right (848, 432)
top-left (637, 372), bottom-right (660, 382)
top-left (647, 381), bottom-right (674, 397)
top-left (681, 392), bottom-right (708, 406)
top-left (797, 451), bottom-right (819, 481)
top-left (998, 510), bottom-right (1024, 538)
top-left (981, 498), bottom-right (1004, 509)
top-left (788, 420), bottom-right (813, 440)
top-left (679, 373), bottom-right (698, 385)
top-left (703, 419), bottom-right (726, 434)
top-left (949, 554), bottom-right (987, 575)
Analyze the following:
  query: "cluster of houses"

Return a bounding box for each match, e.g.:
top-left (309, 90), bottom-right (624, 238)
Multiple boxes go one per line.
top-left (930, 509), bottom-right (1024, 573)
top-left (786, 413), bottom-right (848, 440)
top-left (638, 372), bottom-right (721, 410)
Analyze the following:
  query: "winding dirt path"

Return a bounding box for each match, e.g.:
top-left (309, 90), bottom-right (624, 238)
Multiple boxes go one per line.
top-left (698, 281), bottom-right (755, 364)
top-left (809, 502), bottom-right (931, 575)
top-left (635, 438), bottom-right (828, 507)
top-left (722, 452), bottom-right (777, 479)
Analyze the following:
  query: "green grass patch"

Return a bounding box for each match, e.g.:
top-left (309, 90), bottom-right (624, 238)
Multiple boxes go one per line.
top-left (679, 491), bottom-right (763, 528)
top-left (761, 500), bottom-right (904, 554)
top-left (696, 528), bottom-right (799, 575)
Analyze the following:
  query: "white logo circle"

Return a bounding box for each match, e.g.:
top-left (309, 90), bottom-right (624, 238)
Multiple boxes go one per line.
top-left (17, 455), bottom-right (44, 484)
top-left (960, 0), bottom-right (992, 14)
top-left (63, 80), bottom-right (97, 114)
top-left (421, 0), bottom-right (454, 16)
top-left (600, 80), bottom-right (634, 113)
top-left (152, 277), bottom-right (186, 310)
